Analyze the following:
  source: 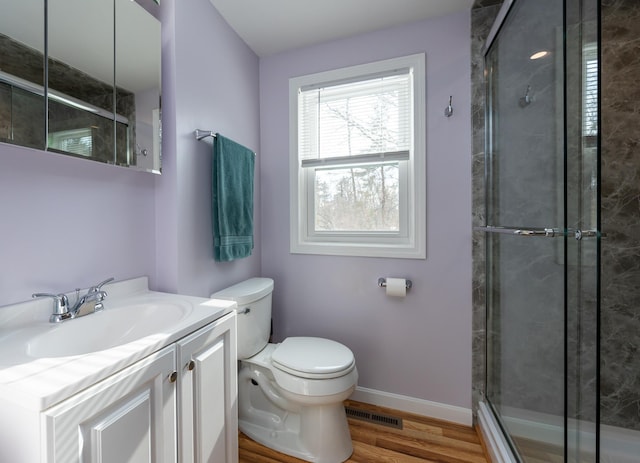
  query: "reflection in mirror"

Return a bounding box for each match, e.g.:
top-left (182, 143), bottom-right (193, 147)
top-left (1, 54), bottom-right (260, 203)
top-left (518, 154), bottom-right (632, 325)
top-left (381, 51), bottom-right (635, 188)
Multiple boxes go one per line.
top-left (0, 0), bottom-right (45, 150)
top-left (116, 0), bottom-right (162, 173)
top-left (0, 0), bottom-right (161, 173)
top-left (47, 0), bottom-right (116, 164)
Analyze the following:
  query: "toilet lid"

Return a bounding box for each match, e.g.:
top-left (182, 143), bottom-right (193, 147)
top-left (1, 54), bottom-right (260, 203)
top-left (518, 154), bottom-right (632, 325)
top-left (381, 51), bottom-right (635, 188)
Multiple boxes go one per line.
top-left (272, 337), bottom-right (355, 378)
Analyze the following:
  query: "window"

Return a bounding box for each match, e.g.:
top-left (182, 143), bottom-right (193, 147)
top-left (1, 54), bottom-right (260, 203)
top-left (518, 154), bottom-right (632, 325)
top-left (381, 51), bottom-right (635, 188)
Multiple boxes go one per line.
top-left (289, 54), bottom-right (425, 258)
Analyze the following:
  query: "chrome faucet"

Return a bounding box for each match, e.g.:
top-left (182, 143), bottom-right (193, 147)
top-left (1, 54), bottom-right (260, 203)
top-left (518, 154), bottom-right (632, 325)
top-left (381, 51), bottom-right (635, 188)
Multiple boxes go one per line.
top-left (33, 277), bottom-right (114, 323)
top-left (71, 277), bottom-right (114, 317)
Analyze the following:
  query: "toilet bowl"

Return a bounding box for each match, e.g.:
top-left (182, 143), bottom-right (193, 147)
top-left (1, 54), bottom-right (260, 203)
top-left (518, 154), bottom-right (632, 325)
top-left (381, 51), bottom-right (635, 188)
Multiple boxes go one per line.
top-left (211, 278), bottom-right (358, 463)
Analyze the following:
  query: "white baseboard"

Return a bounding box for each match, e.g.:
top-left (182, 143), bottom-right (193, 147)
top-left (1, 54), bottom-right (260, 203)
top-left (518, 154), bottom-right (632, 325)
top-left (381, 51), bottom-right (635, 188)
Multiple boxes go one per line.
top-left (350, 386), bottom-right (473, 426)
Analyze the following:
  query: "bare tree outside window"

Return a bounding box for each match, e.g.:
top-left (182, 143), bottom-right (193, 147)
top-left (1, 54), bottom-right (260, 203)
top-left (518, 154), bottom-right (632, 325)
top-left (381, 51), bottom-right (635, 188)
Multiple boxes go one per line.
top-left (313, 85), bottom-right (401, 232)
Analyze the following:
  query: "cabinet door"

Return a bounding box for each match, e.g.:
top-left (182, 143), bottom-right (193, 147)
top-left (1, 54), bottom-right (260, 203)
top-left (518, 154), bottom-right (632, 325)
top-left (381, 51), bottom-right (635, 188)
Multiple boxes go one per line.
top-left (42, 346), bottom-right (177, 463)
top-left (178, 312), bottom-right (237, 463)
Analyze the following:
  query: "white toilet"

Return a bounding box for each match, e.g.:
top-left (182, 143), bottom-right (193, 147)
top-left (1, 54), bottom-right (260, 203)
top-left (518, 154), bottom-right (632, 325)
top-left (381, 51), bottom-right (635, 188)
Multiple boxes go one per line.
top-left (211, 278), bottom-right (358, 463)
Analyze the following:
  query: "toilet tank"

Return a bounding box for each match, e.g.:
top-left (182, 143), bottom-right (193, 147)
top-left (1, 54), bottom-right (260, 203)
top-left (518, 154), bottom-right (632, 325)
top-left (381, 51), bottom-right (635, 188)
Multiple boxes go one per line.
top-left (211, 278), bottom-right (274, 359)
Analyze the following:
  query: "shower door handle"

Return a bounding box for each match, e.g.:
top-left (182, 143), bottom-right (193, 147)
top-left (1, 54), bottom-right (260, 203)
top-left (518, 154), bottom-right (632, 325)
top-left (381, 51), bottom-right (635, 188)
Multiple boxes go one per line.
top-left (514, 228), bottom-right (560, 237)
top-left (474, 226), bottom-right (562, 237)
top-left (474, 227), bottom-right (603, 239)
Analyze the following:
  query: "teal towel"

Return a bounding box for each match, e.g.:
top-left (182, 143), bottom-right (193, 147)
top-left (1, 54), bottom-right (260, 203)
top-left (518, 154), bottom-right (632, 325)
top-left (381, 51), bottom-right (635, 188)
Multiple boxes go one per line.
top-left (212, 133), bottom-right (255, 261)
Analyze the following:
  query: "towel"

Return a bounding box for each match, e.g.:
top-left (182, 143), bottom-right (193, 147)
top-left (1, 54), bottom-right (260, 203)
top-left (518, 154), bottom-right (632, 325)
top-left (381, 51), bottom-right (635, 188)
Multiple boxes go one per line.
top-left (212, 133), bottom-right (255, 261)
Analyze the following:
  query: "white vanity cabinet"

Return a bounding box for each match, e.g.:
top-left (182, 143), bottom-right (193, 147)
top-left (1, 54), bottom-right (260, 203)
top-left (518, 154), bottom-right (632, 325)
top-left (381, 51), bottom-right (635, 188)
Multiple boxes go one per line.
top-left (0, 278), bottom-right (238, 463)
top-left (177, 311), bottom-right (238, 463)
top-left (42, 346), bottom-right (178, 463)
top-left (39, 313), bottom-right (238, 463)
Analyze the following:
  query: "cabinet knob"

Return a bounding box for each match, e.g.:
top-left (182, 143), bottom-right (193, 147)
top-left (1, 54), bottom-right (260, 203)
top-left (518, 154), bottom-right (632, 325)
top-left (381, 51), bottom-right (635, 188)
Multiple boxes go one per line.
top-left (169, 371), bottom-right (178, 383)
top-left (187, 360), bottom-right (196, 371)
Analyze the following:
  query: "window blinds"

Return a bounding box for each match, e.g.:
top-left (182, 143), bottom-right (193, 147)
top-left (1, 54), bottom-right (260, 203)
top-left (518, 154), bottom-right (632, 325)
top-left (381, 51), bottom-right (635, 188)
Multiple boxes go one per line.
top-left (299, 69), bottom-right (412, 168)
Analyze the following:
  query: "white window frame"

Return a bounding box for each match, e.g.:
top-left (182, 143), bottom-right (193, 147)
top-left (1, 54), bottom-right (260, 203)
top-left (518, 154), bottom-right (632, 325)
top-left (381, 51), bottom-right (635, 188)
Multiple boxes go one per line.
top-left (289, 54), bottom-right (426, 259)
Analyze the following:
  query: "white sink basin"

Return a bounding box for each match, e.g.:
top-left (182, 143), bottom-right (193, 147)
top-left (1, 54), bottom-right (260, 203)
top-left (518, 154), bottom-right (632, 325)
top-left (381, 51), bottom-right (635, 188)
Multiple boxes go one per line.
top-left (0, 295), bottom-right (197, 367)
top-left (26, 301), bottom-right (191, 359)
top-left (0, 277), bottom-right (237, 412)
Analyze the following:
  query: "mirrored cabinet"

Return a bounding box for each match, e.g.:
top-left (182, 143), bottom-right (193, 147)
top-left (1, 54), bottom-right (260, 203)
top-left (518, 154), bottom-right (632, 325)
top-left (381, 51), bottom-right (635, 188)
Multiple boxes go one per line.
top-left (0, 0), bottom-right (161, 173)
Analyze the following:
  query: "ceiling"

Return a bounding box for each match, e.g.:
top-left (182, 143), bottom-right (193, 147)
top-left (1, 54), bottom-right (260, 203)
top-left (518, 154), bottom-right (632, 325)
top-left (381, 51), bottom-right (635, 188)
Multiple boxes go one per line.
top-left (210, 0), bottom-right (474, 57)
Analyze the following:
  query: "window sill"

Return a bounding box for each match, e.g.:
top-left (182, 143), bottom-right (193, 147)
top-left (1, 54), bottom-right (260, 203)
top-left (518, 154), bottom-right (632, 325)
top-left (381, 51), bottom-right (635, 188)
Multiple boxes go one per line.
top-left (290, 241), bottom-right (426, 259)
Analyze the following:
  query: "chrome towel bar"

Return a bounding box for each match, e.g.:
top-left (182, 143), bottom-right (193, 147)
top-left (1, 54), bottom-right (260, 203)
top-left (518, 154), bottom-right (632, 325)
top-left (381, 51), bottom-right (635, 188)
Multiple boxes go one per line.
top-left (195, 129), bottom-right (216, 140)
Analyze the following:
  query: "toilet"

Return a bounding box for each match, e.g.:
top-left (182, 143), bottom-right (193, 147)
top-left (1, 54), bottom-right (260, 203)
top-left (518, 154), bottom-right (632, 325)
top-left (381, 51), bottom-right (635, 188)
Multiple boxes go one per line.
top-left (211, 278), bottom-right (358, 463)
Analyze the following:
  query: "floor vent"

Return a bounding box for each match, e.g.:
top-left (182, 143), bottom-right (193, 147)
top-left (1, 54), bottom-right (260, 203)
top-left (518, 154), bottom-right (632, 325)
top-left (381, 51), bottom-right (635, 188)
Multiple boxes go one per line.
top-left (344, 406), bottom-right (403, 429)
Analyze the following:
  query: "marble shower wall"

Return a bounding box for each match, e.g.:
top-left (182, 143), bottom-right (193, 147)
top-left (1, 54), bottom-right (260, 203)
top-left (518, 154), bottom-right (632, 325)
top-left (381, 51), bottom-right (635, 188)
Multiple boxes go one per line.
top-left (472, 0), bottom-right (640, 432)
top-left (600, 0), bottom-right (640, 432)
top-left (471, 0), bottom-right (502, 413)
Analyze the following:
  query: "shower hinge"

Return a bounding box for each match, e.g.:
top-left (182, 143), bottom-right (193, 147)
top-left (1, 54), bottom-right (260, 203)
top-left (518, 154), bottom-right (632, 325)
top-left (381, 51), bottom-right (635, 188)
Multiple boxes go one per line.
top-left (344, 406), bottom-right (403, 429)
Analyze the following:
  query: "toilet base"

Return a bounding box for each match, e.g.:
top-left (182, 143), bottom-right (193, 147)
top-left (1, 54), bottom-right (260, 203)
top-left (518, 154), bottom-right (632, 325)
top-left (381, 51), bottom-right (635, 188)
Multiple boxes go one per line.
top-left (239, 401), bottom-right (353, 463)
top-left (239, 363), bottom-right (355, 463)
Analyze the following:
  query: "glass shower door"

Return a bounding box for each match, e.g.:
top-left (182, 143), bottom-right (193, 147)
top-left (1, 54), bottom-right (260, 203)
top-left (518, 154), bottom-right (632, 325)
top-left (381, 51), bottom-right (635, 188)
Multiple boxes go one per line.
top-left (483, 0), bottom-right (599, 461)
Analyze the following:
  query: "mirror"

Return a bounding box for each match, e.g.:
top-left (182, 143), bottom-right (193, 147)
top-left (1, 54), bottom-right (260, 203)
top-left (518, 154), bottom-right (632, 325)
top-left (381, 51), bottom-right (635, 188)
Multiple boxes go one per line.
top-left (116, 0), bottom-right (162, 173)
top-left (0, 1), bottom-right (45, 150)
top-left (47, 0), bottom-right (116, 164)
top-left (0, 0), bottom-right (161, 174)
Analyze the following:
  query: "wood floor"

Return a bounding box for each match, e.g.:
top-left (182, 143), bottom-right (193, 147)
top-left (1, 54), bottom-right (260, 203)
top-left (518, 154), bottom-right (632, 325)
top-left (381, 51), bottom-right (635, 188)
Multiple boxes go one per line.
top-left (239, 400), bottom-right (491, 463)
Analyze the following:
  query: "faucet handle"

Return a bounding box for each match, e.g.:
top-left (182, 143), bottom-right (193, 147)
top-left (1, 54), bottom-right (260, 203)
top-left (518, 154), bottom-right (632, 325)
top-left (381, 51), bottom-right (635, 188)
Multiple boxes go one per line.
top-left (88, 277), bottom-right (115, 293)
top-left (32, 293), bottom-right (69, 315)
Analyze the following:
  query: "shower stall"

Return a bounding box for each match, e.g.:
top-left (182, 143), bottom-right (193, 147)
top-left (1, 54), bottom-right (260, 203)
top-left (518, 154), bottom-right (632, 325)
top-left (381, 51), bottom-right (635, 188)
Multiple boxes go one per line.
top-left (475, 0), bottom-right (640, 462)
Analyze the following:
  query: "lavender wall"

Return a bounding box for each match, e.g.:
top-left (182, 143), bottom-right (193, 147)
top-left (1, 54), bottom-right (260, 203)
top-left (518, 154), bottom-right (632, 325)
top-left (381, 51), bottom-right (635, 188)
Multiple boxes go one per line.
top-left (259, 12), bottom-right (473, 408)
top-left (155, 0), bottom-right (261, 297)
top-left (0, 144), bottom-right (156, 307)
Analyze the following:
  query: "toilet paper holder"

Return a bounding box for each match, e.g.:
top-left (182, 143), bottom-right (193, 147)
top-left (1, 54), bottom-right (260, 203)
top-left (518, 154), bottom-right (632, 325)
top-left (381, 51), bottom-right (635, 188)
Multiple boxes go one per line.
top-left (377, 278), bottom-right (412, 290)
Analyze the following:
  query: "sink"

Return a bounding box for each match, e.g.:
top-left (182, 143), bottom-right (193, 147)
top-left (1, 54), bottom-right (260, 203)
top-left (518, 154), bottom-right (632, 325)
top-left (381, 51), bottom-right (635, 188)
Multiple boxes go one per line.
top-left (25, 301), bottom-right (191, 358)
top-left (0, 276), bottom-right (236, 417)
top-left (0, 297), bottom-right (194, 367)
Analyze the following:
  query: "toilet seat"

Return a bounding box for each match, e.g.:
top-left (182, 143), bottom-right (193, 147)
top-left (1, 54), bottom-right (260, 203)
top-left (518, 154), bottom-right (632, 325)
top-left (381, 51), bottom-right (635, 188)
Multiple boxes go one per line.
top-left (271, 337), bottom-right (355, 379)
top-left (243, 341), bottom-right (358, 397)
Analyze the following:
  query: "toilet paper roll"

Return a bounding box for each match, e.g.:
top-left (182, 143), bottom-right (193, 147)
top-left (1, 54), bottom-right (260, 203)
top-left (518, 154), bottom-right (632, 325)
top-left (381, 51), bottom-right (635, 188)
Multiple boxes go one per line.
top-left (385, 278), bottom-right (407, 297)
